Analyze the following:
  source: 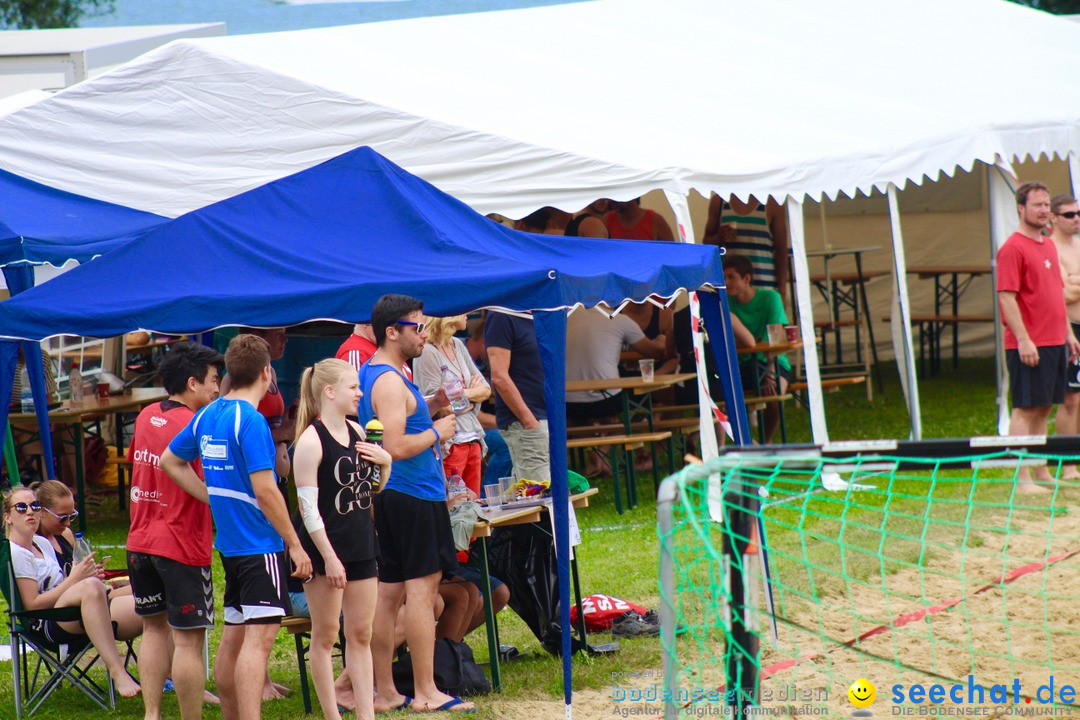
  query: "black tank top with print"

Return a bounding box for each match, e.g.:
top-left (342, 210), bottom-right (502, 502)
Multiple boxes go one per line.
top-left (296, 419), bottom-right (377, 563)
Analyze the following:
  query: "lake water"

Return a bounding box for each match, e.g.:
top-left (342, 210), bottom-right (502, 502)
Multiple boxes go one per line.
top-left (80, 0), bottom-right (581, 35)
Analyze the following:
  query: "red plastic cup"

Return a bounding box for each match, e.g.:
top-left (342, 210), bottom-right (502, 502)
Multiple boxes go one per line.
top-left (785, 325), bottom-right (799, 342)
top-left (96, 382), bottom-right (110, 399)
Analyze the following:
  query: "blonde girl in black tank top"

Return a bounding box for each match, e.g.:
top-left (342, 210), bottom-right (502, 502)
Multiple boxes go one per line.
top-left (293, 358), bottom-right (392, 720)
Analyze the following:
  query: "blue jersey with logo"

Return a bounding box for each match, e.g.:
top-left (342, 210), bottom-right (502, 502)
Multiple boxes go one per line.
top-left (169, 397), bottom-right (283, 557)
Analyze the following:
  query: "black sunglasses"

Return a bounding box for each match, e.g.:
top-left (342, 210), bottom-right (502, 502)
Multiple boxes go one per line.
top-left (1057, 211), bottom-right (1080, 219)
top-left (12, 501), bottom-right (42, 514)
top-left (43, 506), bottom-right (79, 523)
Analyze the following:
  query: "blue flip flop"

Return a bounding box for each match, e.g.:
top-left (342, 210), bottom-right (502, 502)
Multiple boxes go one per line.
top-left (413, 696), bottom-right (476, 714)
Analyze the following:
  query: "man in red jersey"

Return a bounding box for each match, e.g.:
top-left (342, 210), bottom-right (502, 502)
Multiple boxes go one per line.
top-left (337, 323), bottom-right (413, 380)
top-left (997, 181), bottom-right (1080, 492)
top-left (126, 342), bottom-right (224, 720)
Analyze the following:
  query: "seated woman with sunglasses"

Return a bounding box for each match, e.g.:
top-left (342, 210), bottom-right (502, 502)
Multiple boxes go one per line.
top-left (32, 480), bottom-right (141, 637)
top-left (4, 486), bottom-right (141, 698)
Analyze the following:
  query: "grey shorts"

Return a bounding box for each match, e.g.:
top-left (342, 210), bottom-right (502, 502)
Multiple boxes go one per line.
top-left (500, 419), bottom-right (550, 482)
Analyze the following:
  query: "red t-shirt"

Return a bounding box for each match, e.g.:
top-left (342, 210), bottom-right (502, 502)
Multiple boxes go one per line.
top-left (604, 209), bottom-right (658, 240)
top-left (996, 231), bottom-right (1067, 349)
top-left (335, 333), bottom-right (413, 380)
top-left (126, 400), bottom-right (213, 566)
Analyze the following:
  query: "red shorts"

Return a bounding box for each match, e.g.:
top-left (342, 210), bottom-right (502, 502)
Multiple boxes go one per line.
top-left (442, 440), bottom-right (483, 496)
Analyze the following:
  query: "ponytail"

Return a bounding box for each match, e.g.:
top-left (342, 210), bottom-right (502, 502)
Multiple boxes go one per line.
top-left (293, 358), bottom-right (358, 445)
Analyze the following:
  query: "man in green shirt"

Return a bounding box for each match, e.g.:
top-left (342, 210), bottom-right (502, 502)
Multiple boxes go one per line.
top-left (724, 254), bottom-right (791, 444)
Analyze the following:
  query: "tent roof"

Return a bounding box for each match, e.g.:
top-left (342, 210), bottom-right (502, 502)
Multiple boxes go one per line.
top-left (0, 0), bottom-right (1078, 219)
top-left (0, 146), bottom-right (723, 341)
top-left (0, 167), bottom-right (165, 267)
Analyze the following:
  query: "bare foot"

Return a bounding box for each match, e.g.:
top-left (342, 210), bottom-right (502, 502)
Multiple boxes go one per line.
top-left (412, 692), bottom-right (475, 713)
top-left (335, 689), bottom-right (355, 712)
top-left (204, 689), bottom-right (221, 705)
top-left (1017, 482), bottom-right (1050, 494)
top-left (115, 673), bottom-right (141, 698)
top-left (372, 691), bottom-right (411, 712)
top-left (263, 682), bottom-right (287, 701)
top-left (1060, 467), bottom-right (1080, 480)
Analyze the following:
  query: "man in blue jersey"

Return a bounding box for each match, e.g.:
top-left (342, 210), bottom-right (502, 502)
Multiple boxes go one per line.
top-left (357, 294), bottom-right (473, 713)
top-left (161, 334), bottom-right (312, 720)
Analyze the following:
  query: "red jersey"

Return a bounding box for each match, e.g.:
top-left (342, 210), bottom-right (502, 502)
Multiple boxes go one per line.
top-left (604, 208), bottom-right (659, 240)
top-left (996, 231), bottom-right (1066, 349)
top-left (336, 332), bottom-right (413, 380)
top-left (126, 400), bottom-right (213, 566)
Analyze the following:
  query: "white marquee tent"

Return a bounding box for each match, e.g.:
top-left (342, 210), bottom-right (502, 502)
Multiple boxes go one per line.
top-left (1, 0), bottom-right (1079, 441)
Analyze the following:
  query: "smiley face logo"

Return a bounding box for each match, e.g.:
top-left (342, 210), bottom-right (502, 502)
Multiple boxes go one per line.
top-left (848, 678), bottom-right (876, 715)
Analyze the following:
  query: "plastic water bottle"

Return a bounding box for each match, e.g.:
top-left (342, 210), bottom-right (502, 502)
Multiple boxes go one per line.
top-left (447, 474), bottom-right (467, 501)
top-left (69, 368), bottom-right (84, 403)
top-left (440, 365), bottom-right (469, 413)
top-left (73, 532), bottom-right (93, 564)
top-left (19, 365), bottom-right (33, 413)
top-left (365, 417), bottom-right (383, 490)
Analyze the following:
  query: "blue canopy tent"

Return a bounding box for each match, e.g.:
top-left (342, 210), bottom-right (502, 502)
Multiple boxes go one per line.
top-left (0, 167), bottom-right (165, 484)
top-left (0, 146), bottom-right (748, 711)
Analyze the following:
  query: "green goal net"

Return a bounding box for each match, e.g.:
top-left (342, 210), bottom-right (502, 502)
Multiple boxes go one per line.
top-left (656, 440), bottom-right (1080, 720)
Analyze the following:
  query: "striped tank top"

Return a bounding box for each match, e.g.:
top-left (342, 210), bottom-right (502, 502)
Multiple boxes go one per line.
top-left (720, 202), bottom-right (777, 291)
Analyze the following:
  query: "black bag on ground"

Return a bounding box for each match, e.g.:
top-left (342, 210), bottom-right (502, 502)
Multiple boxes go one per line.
top-left (392, 638), bottom-right (490, 697)
top-left (485, 524), bottom-right (585, 656)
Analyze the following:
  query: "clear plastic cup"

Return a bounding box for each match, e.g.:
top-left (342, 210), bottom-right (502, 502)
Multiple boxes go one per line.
top-left (638, 358), bottom-right (655, 382)
top-left (484, 484), bottom-right (503, 509)
top-left (499, 476), bottom-right (516, 503)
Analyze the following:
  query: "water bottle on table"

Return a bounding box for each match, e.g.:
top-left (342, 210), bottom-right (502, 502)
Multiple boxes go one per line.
top-left (447, 474), bottom-right (467, 502)
top-left (439, 365), bottom-right (470, 413)
top-left (19, 365), bottom-right (32, 413)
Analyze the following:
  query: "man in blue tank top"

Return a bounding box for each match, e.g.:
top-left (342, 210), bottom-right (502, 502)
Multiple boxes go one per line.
top-left (163, 334), bottom-right (313, 720)
top-left (357, 294), bottom-right (473, 713)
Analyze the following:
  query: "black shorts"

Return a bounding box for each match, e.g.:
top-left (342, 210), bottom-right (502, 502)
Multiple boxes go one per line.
top-left (221, 551), bottom-right (291, 625)
top-left (1007, 345), bottom-right (1066, 408)
top-left (312, 556), bottom-right (378, 582)
top-left (567, 392), bottom-right (623, 422)
top-left (374, 489), bottom-right (458, 584)
top-left (33, 617), bottom-right (89, 646)
top-left (127, 551), bottom-right (214, 629)
top-left (739, 360), bottom-right (792, 394)
top-left (1068, 324), bottom-right (1080, 392)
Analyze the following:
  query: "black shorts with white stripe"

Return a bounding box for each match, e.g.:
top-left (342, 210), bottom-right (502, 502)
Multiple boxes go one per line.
top-left (221, 551), bottom-right (292, 625)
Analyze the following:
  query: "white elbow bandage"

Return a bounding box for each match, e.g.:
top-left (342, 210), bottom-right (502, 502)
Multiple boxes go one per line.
top-left (297, 485), bottom-right (325, 534)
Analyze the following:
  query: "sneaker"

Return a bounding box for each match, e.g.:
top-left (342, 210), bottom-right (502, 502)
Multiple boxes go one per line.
top-left (611, 611), bottom-right (660, 638)
top-left (498, 644), bottom-right (520, 662)
top-left (641, 609), bottom-right (660, 627)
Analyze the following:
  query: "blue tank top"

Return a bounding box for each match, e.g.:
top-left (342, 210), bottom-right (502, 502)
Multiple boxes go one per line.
top-left (357, 362), bottom-right (446, 502)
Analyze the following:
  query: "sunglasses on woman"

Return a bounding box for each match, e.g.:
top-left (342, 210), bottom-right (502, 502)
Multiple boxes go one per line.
top-left (43, 506), bottom-right (79, 523)
top-left (12, 501), bottom-right (42, 514)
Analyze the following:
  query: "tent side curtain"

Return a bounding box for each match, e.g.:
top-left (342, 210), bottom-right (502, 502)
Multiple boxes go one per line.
top-left (698, 290), bottom-right (751, 446)
top-left (1, 264), bottom-right (55, 480)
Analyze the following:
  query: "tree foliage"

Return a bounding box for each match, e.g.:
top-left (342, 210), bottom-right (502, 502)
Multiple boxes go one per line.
top-left (1009, 0), bottom-right (1080, 13)
top-left (0, 0), bottom-right (115, 29)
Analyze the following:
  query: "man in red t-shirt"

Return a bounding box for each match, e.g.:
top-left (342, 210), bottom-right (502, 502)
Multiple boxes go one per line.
top-left (337, 323), bottom-right (413, 380)
top-left (126, 343), bottom-right (224, 720)
top-left (996, 181), bottom-right (1080, 491)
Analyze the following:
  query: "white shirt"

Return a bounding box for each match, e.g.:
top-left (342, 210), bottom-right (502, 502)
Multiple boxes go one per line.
top-left (566, 309), bottom-right (645, 404)
top-left (10, 536), bottom-right (65, 594)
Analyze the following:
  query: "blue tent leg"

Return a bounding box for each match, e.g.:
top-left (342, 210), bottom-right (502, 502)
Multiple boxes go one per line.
top-left (533, 310), bottom-right (572, 712)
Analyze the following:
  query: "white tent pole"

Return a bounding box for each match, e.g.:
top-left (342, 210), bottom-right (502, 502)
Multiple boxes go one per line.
top-left (1069, 152), bottom-right (1080, 196)
top-left (886, 184), bottom-right (921, 440)
top-left (787, 197), bottom-right (828, 443)
top-left (819, 202), bottom-right (830, 250)
top-left (987, 159), bottom-right (1019, 436)
top-left (664, 188), bottom-right (720, 459)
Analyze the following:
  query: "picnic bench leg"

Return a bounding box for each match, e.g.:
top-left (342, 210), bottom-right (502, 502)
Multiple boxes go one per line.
top-left (619, 394), bottom-right (638, 509)
top-left (478, 536), bottom-right (501, 691)
top-left (571, 552), bottom-right (589, 653)
top-left (951, 272), bottom-right (960, 370)
top-left (609, 445), bottom-right (623, 515)
top-left (73, 422), bottom-right (87, 535)
top-left (854, 252), bottom-right (883, 390)
top-left (295, 632), bottom-right (312, 714)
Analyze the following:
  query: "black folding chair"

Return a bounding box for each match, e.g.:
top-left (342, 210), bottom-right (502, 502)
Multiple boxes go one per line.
top-left (2, 538), bottom-right (115, 718)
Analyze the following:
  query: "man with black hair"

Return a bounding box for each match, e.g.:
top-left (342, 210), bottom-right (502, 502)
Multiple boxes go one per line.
top-left (357, 294), bottom-right (472, 713)
top-left (163, 334), bottom-right (313, 720)
top-left (126, 342), bottom-right (224, 720)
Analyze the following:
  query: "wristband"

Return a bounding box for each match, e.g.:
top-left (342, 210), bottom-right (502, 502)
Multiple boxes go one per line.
top-left (432, 427), bottom-right (442, 447)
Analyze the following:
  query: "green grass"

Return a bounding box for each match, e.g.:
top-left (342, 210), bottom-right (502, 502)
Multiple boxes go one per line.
top-left (0, 357), bottom-right (1034, 718)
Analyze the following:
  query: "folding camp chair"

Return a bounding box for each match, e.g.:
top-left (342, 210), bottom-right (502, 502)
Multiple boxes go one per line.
top-left (2, 538), bottom-right (115, 718)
